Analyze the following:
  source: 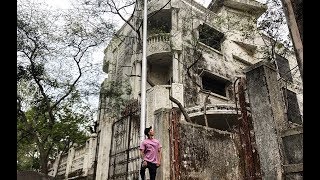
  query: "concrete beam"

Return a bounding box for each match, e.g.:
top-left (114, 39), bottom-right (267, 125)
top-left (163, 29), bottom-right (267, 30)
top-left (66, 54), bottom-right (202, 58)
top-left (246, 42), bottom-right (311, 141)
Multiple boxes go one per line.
top-left (281, 126), bottom-right (303, 137)
top-left (283, 163), bottom-right (303, 173)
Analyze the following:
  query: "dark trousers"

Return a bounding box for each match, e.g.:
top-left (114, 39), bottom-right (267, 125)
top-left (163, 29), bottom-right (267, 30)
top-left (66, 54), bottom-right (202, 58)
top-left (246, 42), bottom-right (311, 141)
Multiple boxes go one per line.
top-left (140, 161), bottom-right (158, 180)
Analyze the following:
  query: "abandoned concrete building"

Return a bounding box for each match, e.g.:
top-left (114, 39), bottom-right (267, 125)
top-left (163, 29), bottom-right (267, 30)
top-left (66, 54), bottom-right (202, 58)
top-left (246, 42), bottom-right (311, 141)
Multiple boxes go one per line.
top-left (48, 0), bottom-right (303, 179)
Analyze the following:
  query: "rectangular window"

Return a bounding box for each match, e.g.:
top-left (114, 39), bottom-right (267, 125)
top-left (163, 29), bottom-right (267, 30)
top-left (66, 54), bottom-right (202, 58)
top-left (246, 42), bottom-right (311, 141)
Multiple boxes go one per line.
top-left (198, 24), bottom-right (224, 51)
top-left (201, 71), bottom-right (230, 97)
top-left (147, 10), bottom-right (171, 35)
top-left (283, 88), bottom-right (302, 125)
top-left (275, 54), bottom-right (293, 82)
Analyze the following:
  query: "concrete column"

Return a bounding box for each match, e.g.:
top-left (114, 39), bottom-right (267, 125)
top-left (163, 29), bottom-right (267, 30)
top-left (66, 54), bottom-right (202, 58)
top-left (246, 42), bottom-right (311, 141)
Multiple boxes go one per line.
top-left (65, 147), bottom-right (75, 179)
top-left (89, 134), bottom-right (98, 177)
top-left (95, 94), bottom-right (112, 180)
top-left (95, 119), bottom-right (113, 180)
top-left (172, 52), bottom-right (180, 83)
top-left (245, 61), bottom-right (287, 180)
top-left (48, 152), bottom-right (62, 177)
top-left (83, 133), bottom-right (97, 176)
top-left (171, 83), bottom-right (184, 108)
top-left (154, 108), bottom-right (171, 180)
top-left (82, 140), bottom-right (89, 176)
top-left (171, 7), bottom-right (182, 85)
top-left (171, 7), bottom-right (182, 51)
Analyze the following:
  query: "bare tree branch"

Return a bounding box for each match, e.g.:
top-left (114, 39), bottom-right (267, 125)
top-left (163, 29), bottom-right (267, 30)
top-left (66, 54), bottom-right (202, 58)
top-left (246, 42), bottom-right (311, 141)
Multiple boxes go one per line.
top-left (169, 95), bottom-right (191, 122)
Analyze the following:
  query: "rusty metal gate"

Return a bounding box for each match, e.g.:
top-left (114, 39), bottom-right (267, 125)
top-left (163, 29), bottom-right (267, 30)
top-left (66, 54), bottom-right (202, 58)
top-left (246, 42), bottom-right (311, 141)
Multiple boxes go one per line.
top-left (108, 100), bottom-right (141, 180)
top-left (234, 77), bottom-right (261, 180)
top-left (169, 108), bottom-right (181, 180)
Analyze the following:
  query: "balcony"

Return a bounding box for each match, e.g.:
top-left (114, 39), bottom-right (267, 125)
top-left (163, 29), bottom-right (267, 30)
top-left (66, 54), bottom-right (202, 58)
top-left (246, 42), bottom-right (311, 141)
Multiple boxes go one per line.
top-left (198, 42), bottom-right (231, 79)
top-left (147, 33), bottom-right (171, 58)
top-left (186, 104), bottom-right (240, 131)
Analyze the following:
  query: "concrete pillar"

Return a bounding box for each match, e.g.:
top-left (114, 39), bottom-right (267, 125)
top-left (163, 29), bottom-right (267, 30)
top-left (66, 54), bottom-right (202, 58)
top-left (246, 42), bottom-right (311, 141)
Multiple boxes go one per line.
top-left (83, 133), bottom-right (97, 176)
top-left (95, 118), bottom-right (113, 180)
top-left (65, 147), bottom-right (75, 179)
top-left (171, 83), bottom-right (184, 108)
top-left (48, 152), bottom-right (62, 177)
top-left (88, 134), bottom-right (97, 169)
top-left (82, 140), bottom-right (89, 176)
top-left (172, 51), bottom-right (180, 83)
top-left (171, 7), bottom-right (182, 84)
top-left (154, 108), bottom-right (171, 180)
top-left (245, 61), bottom-right (287, 180)
top-left (171, 7), bottom-right (182, 51)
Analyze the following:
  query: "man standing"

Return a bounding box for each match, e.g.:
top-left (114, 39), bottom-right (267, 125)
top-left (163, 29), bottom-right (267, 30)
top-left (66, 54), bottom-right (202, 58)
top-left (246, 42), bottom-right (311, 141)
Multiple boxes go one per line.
top-left (139, 126), bottom-right (162, 180)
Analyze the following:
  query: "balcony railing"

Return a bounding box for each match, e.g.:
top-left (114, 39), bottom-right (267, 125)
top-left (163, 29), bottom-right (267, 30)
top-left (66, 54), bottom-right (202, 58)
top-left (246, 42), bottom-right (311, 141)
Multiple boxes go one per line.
top-left (48, 134), bottom-right (97, 179)
top-left (56, 154), bottom-right (68, 176)
top-left (186, 104), bottom-right (239, 117)
top-left (147, 33), bottom-right (171, 56)
top-left (70, 145), bottom-right (86, 172)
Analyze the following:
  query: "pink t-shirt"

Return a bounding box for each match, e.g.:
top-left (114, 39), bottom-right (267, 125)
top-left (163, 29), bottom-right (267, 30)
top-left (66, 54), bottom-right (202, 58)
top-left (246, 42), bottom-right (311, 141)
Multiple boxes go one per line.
top-left (139, 138), bottom-right (162, 164)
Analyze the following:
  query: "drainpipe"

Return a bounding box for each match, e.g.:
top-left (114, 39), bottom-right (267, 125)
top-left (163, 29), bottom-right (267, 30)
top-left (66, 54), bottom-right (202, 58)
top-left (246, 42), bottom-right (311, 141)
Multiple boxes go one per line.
top-left (140, 0), bottom-right (147, 143)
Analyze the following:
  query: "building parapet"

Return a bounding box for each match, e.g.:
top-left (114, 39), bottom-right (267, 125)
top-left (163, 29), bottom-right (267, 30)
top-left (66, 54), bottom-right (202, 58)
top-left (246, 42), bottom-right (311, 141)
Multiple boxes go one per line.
top-left (48, 134), bottom-right (97, 179)
top-left (186, 103), bottom-right (239, 117)
top-left (147, 33), bottom-right (171, 57)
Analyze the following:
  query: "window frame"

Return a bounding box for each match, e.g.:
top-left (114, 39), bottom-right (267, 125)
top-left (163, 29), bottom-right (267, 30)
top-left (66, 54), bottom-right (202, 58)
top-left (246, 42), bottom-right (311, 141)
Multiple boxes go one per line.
top-left (199, 69), bottom-right (231, 99)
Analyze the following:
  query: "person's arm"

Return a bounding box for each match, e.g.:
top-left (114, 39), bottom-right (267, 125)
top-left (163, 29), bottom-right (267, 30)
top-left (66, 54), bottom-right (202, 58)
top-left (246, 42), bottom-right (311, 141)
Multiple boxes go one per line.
top-left (140, 148), bottom-right (147, 167)
top-left (140, 149), bottom-right (145, 160)
top-left (157, 147), bottom-right (162, 166)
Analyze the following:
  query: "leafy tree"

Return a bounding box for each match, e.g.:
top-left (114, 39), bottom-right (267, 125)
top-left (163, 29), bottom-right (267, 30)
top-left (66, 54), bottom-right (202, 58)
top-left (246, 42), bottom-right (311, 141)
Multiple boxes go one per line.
top-left (98, 78), bottom-right (132, 119)
top-left (17, 0), bottom-right (115, 174)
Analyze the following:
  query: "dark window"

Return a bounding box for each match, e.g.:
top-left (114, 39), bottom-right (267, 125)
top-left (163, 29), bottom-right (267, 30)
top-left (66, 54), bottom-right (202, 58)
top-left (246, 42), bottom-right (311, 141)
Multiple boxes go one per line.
top-left (198, 24), bottom-right (224, 51)
top-left (275, 54), bottom-right (293, 82)
top-left (202, 73), bottom-right (228, 97)
top-left (283, 88), bottom-right (302, 125)
top-left (147, 10), bottom-right (171, 35)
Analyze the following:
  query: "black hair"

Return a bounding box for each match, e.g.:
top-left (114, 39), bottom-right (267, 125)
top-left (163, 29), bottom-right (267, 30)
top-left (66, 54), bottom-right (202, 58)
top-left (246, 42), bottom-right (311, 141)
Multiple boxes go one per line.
top-left (144, 126), bottom-right (152, 137)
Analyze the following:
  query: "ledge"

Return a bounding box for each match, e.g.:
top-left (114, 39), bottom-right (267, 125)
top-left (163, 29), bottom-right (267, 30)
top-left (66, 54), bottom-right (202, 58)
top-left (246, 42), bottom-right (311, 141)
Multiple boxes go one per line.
top-left (281, 126), bottom-right (303, 137)
top-left (283, 163), bottom-right (303, 173)
top-left (186, 104), bottom-right (238, 117)
top-left (244, 60), bottom-right (277, 73)
top-left (200, 89), bottom-right (230, 101)
top-left (198, 42), bottom-right (224, 56)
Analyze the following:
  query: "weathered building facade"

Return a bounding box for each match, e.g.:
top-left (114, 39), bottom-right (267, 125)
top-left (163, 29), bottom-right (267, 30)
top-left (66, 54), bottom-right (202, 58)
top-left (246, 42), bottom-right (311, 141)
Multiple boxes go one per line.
top-left (48, 0), bottom-right (303, 179)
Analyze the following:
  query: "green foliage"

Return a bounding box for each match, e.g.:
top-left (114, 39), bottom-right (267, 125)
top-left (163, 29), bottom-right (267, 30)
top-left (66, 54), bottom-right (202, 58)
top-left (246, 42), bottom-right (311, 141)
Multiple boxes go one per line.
top-left (102, 79), bottom-right (132, 118)
top-left (17, 143), bottom-right (40, 171)
top-left (17, 0), bottom-right (115, 173)
top-left (17, 101), bottom-right (90, 171)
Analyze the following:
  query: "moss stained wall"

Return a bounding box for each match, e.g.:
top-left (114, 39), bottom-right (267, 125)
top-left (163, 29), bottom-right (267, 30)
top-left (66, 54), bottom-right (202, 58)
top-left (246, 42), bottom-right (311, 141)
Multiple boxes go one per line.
top-left (179, 122), bottom-right (241, 180)
top-left (183, 46), bottom-right (207, 107)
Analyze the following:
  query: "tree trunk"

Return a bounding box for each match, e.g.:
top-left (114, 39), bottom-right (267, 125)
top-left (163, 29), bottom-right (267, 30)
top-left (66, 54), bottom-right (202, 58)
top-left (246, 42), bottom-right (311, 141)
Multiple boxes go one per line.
top-left (39, 147), bottom-right (50, 174)
top-left (169, 95), bottom-right (191, 122)
top-left (40, 154), bottom-right (49, 174)
top-left (280, 0), bottom-right (303, 81)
